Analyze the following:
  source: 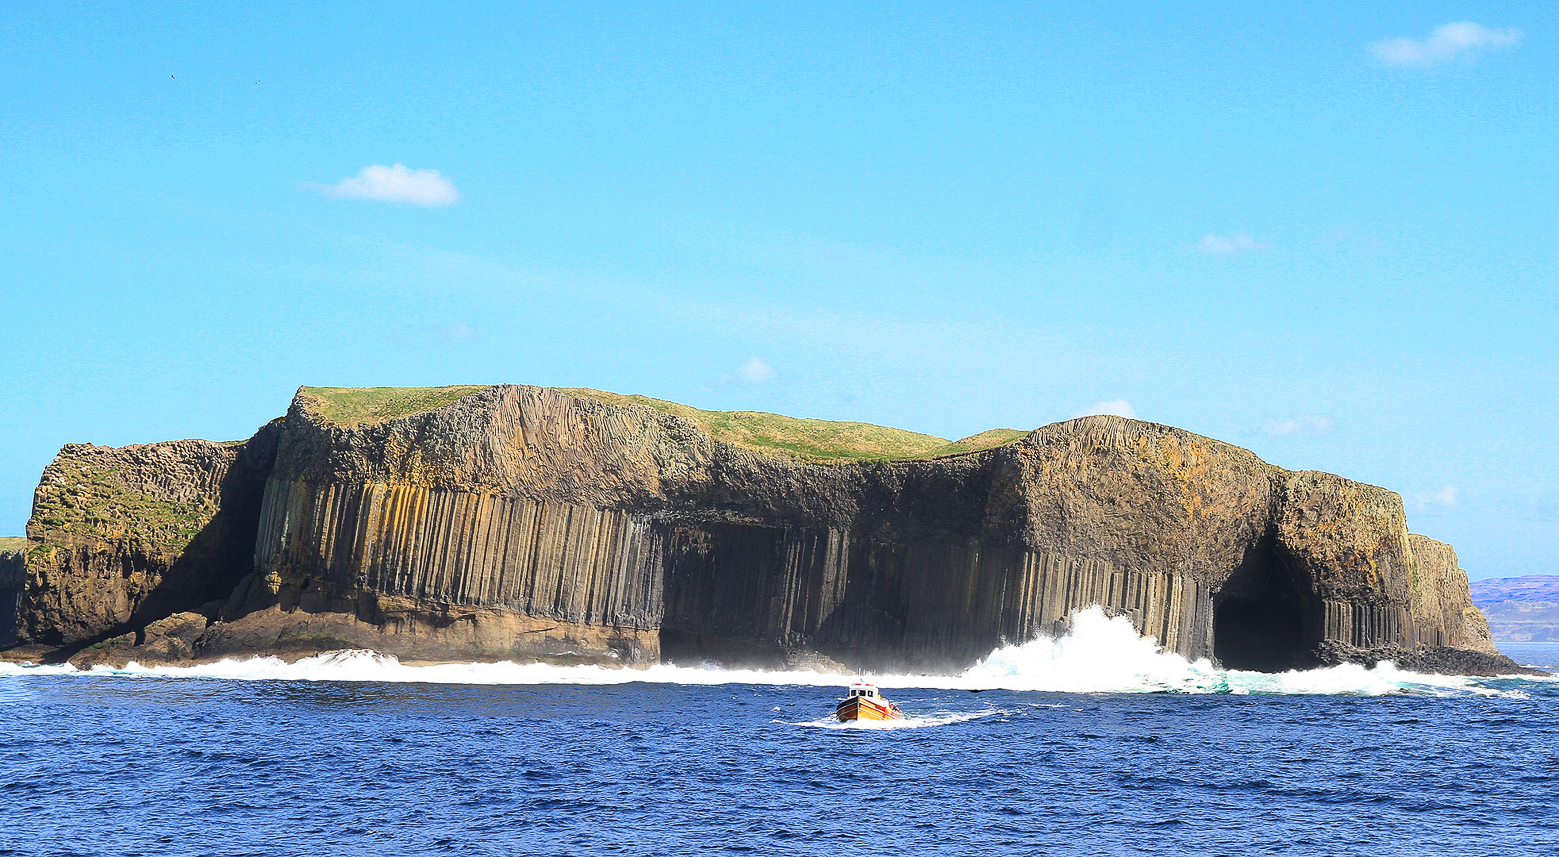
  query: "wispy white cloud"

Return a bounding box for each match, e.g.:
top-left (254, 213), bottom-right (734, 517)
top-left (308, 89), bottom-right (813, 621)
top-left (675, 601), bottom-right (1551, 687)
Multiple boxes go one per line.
top-left (1072, 399), bottom-right (1137, 419)
top-left (317, 164), bottom-right (460, 206)
top-left (726, 356), bottom-right (777, 385)
top-left (1370, 22), bottom-right (1521, 68)
top-left (1413, 485), bottom-right (1460, 513)
top-left (1191, 232), bottom-right (1271, 256)
top-left (1264, 415), bottom-right (1335, 436)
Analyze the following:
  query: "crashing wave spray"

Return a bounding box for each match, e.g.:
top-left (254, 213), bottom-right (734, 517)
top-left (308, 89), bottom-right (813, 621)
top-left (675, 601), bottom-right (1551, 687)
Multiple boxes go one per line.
top-left (0, 607), bottom-right (1531, 697)
top-left (953, 607), bottom-right (1524, 696)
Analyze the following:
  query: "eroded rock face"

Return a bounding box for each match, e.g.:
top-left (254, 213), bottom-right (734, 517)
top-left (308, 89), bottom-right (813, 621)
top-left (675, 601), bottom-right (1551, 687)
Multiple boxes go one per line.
top-left (1, 385), bottom-right (1516, 674)
top-left (1406, 534), bottom-right (1496, 651)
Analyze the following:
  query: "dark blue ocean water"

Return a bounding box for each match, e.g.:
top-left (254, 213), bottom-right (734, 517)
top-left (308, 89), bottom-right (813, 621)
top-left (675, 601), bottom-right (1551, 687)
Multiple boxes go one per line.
top-left (2, 641), bottom-right (1557, 856)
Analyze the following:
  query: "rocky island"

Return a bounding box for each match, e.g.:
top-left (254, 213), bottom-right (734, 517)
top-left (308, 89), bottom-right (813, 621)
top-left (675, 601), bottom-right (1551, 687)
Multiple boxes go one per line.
top-left (0, 384), bottom-right (1518, 675)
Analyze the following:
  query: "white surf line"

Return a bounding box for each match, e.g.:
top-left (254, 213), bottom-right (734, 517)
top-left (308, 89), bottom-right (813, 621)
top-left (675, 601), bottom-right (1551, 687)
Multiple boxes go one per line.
top-left (0, 608), bottom-right (1534, 698)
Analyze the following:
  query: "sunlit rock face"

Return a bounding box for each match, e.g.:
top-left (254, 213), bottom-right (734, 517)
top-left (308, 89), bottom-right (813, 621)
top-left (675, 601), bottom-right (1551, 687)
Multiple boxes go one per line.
top-left (2, 385), bottom-right (1516, 675)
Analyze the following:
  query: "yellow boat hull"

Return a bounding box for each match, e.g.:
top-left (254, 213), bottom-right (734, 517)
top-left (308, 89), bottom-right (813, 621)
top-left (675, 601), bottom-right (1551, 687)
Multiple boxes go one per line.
top-left (835, 696), bottom-right (902, 722)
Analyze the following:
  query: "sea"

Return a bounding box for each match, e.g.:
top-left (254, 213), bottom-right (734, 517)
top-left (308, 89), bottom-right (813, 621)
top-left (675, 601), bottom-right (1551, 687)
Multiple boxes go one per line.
top-left (2, 608), bottom-right (1556, 856)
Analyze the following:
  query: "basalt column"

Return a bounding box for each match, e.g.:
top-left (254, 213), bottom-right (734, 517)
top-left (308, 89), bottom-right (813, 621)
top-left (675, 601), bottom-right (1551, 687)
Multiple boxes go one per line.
top-left (240, 478), bottom-right (666, 662)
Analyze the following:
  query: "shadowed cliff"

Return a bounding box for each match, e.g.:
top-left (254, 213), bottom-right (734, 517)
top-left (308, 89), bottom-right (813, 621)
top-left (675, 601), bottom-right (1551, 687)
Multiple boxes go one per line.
top-left (1, 384), bottom-right (1520, 675)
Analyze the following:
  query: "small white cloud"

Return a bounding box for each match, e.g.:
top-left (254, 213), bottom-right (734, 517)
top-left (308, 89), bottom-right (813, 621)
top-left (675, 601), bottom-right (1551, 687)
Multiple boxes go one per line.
top-left (1370, 22), bottom-right (1521, 69)
top-left (1072, 399), bottom-right (1137, 419)
top-left (318, 163), bottom-right (460, 206)
top-left (1413, 486), bottom-right (1460, 512)
top-left (1191, 232), bottom-right (1272, 256)
top-left (1264, 415), bottom-right (1335, 436)
top-left (731, 357), bottom-right (777, 385)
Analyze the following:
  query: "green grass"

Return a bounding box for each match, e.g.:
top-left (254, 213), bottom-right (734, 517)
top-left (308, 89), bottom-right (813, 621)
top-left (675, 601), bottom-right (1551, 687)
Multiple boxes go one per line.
top-left (300, 386), bottom-right (490, 428)
top-left (299, 383), bottom-right (1032, 463)
top-left (28, 458), bottom-right (219, 550)
top-left (561, 389), bottom-right (1028, 463)
top-left (0, 537), bottom-right (30, 553)
top-left (923, 428), bottom-right (1031, 457)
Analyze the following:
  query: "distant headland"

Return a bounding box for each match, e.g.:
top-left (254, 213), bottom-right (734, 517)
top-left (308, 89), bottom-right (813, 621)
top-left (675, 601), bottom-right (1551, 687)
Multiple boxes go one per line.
top-left (0, 384), bottom-right (1522, 675)
top-left (1471, 576), bottom-right (1559, 642)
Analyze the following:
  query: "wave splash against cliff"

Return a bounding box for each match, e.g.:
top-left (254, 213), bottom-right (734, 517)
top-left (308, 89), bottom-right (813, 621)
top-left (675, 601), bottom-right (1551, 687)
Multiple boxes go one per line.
top-left (0, 609), bottom-right (1535, 697)
top-left (961, 608), bottom-right (1531, 696)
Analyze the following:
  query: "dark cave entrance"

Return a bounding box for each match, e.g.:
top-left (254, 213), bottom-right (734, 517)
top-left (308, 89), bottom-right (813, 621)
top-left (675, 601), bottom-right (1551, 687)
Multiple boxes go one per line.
top-left (1212, 539), bottom-right (1315, 672)
top-left (0, 586), bottom-right (18, 648)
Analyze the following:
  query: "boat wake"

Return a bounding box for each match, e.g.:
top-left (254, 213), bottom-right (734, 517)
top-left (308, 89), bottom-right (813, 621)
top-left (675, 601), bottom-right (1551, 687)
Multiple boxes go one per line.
top-left (0, 607), bottom-right (1538, 698)
top-left (785, 709), bottom-right (1010, 731)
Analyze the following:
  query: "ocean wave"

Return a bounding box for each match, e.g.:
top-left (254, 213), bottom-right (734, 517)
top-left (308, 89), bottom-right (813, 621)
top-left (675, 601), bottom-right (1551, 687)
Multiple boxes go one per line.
top-left (0, 607), bottom-right (1533, 698)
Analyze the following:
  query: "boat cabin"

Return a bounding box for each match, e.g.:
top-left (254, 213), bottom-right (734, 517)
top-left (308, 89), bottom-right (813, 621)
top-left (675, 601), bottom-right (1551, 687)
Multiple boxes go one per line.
top-left (845, 683), bottom-right (882, 699)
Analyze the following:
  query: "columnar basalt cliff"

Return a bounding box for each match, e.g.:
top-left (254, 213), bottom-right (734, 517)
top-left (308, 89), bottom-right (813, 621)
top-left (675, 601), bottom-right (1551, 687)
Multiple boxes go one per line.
top-left (1, 384), bottom-right (1519, 674)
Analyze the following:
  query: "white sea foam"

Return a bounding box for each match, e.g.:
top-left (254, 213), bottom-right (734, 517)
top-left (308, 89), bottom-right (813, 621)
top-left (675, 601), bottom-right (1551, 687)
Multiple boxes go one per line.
top-left (946, 608), bottom-right (1525, 698)
top-left (0, 650), bottom-right (858, 687)
top-left (0, 607), bottom-right (1533, 698)
top-left (787, 709), bottom-right (1010, 730)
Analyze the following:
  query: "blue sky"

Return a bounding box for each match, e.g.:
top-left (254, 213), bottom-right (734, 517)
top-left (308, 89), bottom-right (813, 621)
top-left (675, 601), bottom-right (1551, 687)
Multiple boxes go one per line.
top-left (3, 3), bottom-right (1555, 579)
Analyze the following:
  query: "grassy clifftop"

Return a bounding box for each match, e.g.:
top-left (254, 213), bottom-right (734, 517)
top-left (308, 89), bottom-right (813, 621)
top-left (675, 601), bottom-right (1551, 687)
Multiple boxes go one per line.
top-left (300, 386), bottom-right (491, 428)
top-left (300, 384), bottom-right (1028, 463)
top-left (931, 428), bottom-right (1029, 457)
top-left (0, 537), bottom-right (30, 553)
top-left (562, 389), bottom-right (1026, 462)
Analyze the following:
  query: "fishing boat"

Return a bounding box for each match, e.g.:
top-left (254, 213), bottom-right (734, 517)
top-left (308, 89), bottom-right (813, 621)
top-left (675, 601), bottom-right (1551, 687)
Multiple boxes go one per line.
top-left (835, 681), bottom-right (903, 722)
